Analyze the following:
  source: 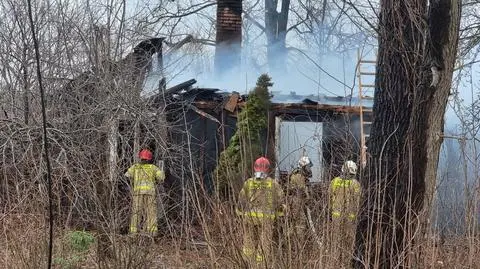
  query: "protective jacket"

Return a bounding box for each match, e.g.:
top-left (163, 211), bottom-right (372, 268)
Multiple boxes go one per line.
top-left (329, 176), bottom-right (361, 221)
top-left (125, 163), bottom-right (165, 195)
top-left (237, 177), bottom-right (285, 220)
top-left (287, 168), bottom-right (310, 196)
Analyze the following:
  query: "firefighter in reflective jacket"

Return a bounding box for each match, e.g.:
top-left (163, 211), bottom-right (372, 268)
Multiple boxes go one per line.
top-left (236, 157), bottom-right (285, 266)
top-left (125, 148), bottom-right (165, 235)
top-left (286, 156), bottom-right (313, 238)
top-left (329, 160), bottom-right (361, 261)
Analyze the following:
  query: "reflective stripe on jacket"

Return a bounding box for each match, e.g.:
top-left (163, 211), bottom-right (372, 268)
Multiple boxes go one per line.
top-left (329, 177), bottom-right (361, 220)
top-left (125, 163), bottom-right (165, 195)
top-left (237, 177), bottom-right (284, 220)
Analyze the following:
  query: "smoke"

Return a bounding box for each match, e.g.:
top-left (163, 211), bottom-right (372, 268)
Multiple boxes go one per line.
top-left (140, 30), bottom-right (480, 234)
top-left (146, 40), bottom-right (377, 99)
top-left (434, 131), bottom-right (480, 234)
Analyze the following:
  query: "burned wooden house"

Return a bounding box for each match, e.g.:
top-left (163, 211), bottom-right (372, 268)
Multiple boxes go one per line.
top-left (149, 80), bottom-right (373, 193)
top-left (32, 35), bottom-right (373, 231)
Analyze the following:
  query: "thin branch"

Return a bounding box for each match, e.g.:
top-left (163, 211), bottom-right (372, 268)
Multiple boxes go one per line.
top-left (338, 0), bottom-right (379, 35)
top-left (287, 9), bottom-right (310, 33)
top-left (151, 2), bottom-right (216, 23)
top-left (454, 59), bottom-right (480, 71)
top-left (243, 11), bottom-right (266, 32)
top-left (191, 38), bottom-right (216, 46)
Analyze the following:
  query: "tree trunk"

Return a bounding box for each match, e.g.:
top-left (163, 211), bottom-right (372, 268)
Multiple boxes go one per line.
top-left (214, 0), bottom-right (242, 76)
top-left (353, 1), bottom-right (461, 268)
top-left (265, 0), bottom-right (289, 74)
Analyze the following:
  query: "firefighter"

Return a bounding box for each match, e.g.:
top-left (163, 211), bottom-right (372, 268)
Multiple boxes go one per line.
top-left (288, 156), bottom-right (313, 195)
top-left (286, 156), bottom-right (313, 241)
top-left (125, 148), bottom-right (165, 236)
top-left (328, 160), bottom-right (361, 264)
top-left (236, 157), bottom-right (285, 267)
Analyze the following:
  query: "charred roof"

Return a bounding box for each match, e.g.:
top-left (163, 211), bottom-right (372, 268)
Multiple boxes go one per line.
top-left (150, 79), bottom-right (373, 115)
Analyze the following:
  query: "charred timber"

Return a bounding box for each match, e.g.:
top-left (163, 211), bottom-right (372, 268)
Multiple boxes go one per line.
top-left (164, 79), bottom-right (197, 96)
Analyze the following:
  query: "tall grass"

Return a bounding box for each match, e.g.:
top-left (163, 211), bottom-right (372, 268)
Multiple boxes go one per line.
top-left (1, 159), bottom-right (480, 268)
top-left (1, 108), bottom-right (479, 269)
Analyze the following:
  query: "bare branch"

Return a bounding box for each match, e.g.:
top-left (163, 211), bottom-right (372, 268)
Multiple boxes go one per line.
top-left (243, 11), bottom-right (266, 32)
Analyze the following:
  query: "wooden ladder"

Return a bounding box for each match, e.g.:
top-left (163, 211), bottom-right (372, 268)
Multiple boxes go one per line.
top-left (357, 49), bottom-right (376, 168)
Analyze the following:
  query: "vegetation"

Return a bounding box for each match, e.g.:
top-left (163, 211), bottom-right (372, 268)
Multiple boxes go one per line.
top-left (0, 0), bottom-right (479, 268)
top-left (214, 74), bottom-right (272, 199)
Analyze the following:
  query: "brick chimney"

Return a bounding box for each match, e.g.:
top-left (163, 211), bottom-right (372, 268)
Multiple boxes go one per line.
top-left (214, 0), bottom-right (242, 76)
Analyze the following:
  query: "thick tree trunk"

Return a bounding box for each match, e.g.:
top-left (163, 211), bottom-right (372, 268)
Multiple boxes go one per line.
top-left (353, 1), bottom-right (461, 268)
top-left (265, 0), bottom-right (289, 74)
top-left (214, 0), bottom-right (242, 76)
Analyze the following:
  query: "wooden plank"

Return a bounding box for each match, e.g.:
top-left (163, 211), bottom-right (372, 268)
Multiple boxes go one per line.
top-left (187, 104), bottom-right (221, 124)
top-left (223, 93), bottom-right (239, 112)
top-left (274, 116), bottom-right (281, 181)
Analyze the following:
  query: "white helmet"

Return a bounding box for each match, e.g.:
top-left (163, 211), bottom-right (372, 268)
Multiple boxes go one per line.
top-left (298, 156), bottom-right (313, 168)
top-left (341, 160), bottom-right (357, 175)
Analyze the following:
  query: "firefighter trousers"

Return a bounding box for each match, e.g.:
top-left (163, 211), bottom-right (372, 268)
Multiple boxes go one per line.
top-left (242, 218), bottom-right (274, 268)
top-left (130, 194), bottom-right (157, 235)
top-left (331, 217), bottom-right (356, 267)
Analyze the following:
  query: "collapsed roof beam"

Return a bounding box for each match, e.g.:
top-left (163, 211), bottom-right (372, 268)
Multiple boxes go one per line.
top-left (164, 79), bottom-right (197, 95)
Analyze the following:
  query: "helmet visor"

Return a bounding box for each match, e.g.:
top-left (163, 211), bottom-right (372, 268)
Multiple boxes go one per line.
top-left (254, 171), bottom-right (267, 179)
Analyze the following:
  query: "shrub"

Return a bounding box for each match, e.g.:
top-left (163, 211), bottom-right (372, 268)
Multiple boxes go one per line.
top-left (67, 230), bottom-right (95, 252)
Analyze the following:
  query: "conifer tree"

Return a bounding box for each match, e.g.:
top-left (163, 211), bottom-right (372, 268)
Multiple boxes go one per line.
top-left (215, 74), bottom-right (272, 200)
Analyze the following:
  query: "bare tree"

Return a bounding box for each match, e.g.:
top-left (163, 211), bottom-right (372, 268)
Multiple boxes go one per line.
top-left (353, 0), bottom-right (462, 268)
top-left (264, 0), bottom-right (290, 73)
top-left (459, 0), bottom-right (480, 58)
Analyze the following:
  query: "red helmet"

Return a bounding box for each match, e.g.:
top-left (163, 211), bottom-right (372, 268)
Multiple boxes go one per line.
top-left (254, 157), bottom-right (270, 173)
top-left (139, 149), bottom-right (153, 161)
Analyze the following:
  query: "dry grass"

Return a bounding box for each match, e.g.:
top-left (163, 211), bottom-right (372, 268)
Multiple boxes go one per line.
top-left (1, 201), bottom-right (480, 269)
